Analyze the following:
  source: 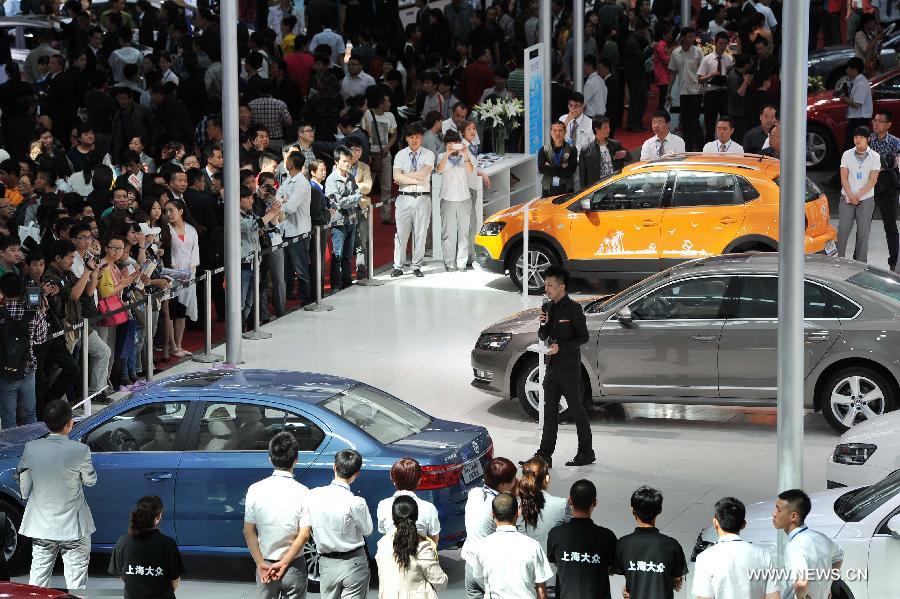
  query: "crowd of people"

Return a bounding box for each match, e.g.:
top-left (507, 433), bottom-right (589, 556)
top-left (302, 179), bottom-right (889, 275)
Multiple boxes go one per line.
top-left (12, 405), bottom-right (845, 599)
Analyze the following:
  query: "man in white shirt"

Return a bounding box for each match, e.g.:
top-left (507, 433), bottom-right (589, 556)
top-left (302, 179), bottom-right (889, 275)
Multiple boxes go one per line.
top-left (308, 450), bottom-right (373, 599)
top-left (582, 56), bottom-right (607, 120)
top-left (669, 27), bottom-right (704, 151)
top-left (640, 110), bottom-right (686, 160)
top-left (375, 458), bottom-right (441, 542)
top-left (838, 125), bottom-right (881, 262)
top-left (697, 32), bottom-right (733, 143)
top-left (471, 493), bottom-right (554, 599)
top-left (558, 91), bottom-right (594, 153)
top-left (340, 54), bottom-right (376, 100)
top-left (243, 432), bottom-right (312, 598)
top-left (773, 489), bottom-right (844, 599)
top-left (108, 28), bottom-right (143, 83)
top-left (841, 58), bottom-right (873, 146)
top-left (276, 152), bottom-right (313, 303)
top-left (442, 101), bottom-right (481, 146)
top-left (702, 117), bottom-right (745, 153)
top-left (309, 22), bottom-right (346, 66)
top-left (754, 0), bottom-right (778, 30)
top-left (392, 123), bottom-right (436, 278)
top-left (692, 497), bottom-right (779, 599)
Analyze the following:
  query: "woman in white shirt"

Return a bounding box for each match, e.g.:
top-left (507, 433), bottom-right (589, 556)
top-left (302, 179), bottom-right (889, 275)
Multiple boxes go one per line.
top-left (376, 458), bottom-right (441, 544)
top-left (436, 130), bottom-right (475, 271)
top-left (838, 126), bottom-right (881, 262)
top-left (164, 199), bottom-right (201, 358)
top-left (375, 495), bottom-right (448, 599)
top-left (460, 120), bottom-right (491, 270)
top-left (516, 456), bottom-right (570, 550)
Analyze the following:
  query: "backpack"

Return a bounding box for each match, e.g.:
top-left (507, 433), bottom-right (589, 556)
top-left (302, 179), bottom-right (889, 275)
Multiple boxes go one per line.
top-left (0, 307), bottom-right (33, 381)
top-left (309, 184), bottom-right (331, 227)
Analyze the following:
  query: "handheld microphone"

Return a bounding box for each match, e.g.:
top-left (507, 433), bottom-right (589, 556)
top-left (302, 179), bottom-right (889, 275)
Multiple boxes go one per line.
top-left (541, 293), bottom-right (551, 316)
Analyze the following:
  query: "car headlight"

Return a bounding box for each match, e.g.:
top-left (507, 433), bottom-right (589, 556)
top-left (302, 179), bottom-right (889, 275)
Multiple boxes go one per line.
top-left (479, 221), bottom-right (506, 236)
top-left (833, 443), bottom-right (877, 465)
top-left (475, 333), bottom-right (512, 351)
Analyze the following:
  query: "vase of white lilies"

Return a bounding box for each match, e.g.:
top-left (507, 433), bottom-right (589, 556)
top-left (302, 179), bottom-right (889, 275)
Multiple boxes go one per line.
top-left (472, 98), bottom-right (524, 155)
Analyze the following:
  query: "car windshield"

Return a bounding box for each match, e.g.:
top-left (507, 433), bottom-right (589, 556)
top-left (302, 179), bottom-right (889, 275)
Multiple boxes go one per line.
top-left (320, 384), bottom-right (431, 444)
top-left (835, 468), bottom-right (900, 522)
top-left (847, 267), bottom-right (900, 303)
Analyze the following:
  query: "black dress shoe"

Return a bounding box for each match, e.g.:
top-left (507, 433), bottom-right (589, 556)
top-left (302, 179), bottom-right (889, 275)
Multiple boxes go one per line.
top-left (390, 269), bottom-right (403, 277)
top-left (413, 269), bottom-right (424, 277)
top-left (565, 453), bottom-right (596, 467)
top-left (519, 454), bottom-right (552, 468)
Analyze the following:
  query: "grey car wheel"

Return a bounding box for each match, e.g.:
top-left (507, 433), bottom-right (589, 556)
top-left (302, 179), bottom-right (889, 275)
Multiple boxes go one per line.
top-left (302, 539), bottom-right (320, 593)
top-left (807, 128), bottom-right (831, 168)
top-left (822, 368), bottom-right (894, 433)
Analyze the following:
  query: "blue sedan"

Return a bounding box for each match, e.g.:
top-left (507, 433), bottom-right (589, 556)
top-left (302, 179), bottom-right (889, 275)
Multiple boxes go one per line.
top-left (0, 369), bottom-right (494, 585)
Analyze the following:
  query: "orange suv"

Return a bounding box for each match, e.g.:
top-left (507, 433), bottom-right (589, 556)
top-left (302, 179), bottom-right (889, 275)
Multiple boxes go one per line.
top-left (473, 154), bottom-right (837, 292)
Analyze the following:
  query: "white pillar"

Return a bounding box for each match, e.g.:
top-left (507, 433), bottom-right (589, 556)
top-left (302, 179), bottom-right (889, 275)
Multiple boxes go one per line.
top-left (573, 0), bottom-right (583, 91)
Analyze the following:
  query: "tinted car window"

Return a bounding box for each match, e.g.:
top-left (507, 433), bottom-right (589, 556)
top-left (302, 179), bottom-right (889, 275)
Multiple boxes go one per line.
top-left (321, 384), bottom-right (431, 444)
top-left (629, 277), bottom-right (731, 320)
top-left (848, 267), bottom-right (900, 303)
top-left (737, 176), bottom-right (760, 202)
top-left (197, 402), bottom-right (325, 451)
top-left (734, 276), bottom-right (861, 319)
top-left (671, 172), bottom-right (737, 207)
top-left (588, 172), bottom-right (668, 211)
top-left (773, 177), bottom-right (824, 202)
top-left (83, 401), bottom-right (188, 452)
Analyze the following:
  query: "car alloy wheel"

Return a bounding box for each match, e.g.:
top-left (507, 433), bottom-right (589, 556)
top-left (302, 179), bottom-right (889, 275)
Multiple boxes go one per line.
top-left (302, 539), bottom-right (321, 592)
top-left (524, 363), bottom-right (569, 415)
top-left (829, 375), bottom-right (886, 429)
top-left (515, 248), bottom-right (552, 292)
top-left (806, 129), bottom-right (829, 167)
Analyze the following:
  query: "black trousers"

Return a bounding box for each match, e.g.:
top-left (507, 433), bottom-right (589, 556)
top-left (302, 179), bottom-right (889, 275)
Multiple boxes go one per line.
top-left (626, 75), bottom-right (648, 130)
top-left (703, 90), bottom-right (728, 143)
top-left (538, 368), bottom-right (592, 458)
top-left (875, 188), bottom-right (899, 269)
top-left (680, 93), bottom-right (703, 151)
top-left (41, 335), bottom-right (79, 403)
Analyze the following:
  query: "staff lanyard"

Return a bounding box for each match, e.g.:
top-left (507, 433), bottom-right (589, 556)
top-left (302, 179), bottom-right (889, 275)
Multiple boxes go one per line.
top-left (553, 147), bottom-right (564, 166)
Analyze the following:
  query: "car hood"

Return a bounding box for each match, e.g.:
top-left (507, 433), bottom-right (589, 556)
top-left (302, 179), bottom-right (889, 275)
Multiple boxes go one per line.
top-left (839, 409), bottom-right (900, 445)
top-left (483, 196), bottom-right (560, 223)
top-left (810, 45), bottom-right (853, 59)
top-left (700, 487), bottom-right (852, 546)
top-left (808, 90), bottom-right (841, 111)
top-left (481, 297), bottom-right (606, 334)
top-left (0, 423), bottom-right (49, 459)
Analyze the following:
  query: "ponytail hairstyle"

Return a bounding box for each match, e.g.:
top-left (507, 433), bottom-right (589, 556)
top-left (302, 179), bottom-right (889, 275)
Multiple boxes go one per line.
top-left (129, 495), bottom-right (163, 539)
top-left (391, 495), bottom-right (420, 570)
top-left (518, 456), bottom-right (549, 529)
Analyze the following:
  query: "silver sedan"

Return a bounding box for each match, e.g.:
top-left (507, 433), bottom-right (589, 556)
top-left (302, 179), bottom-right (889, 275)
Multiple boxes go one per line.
top-left (471, 254), bottom-right (900, 434)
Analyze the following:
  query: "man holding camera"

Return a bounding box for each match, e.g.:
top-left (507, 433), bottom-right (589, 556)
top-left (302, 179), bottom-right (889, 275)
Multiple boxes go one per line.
top-left (525, 265), bottom-right (594, 468)
top-left (0, 272), bottom-right (49, 429)
top-left (44, 238), bottom-right (110, 401)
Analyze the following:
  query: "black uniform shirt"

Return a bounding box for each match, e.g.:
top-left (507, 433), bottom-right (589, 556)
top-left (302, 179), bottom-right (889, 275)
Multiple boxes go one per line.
top-left (547, 518), bottom-right (618, 599)
top-left (109, 529), bottom-right (184, 599)
top-left (613, 527), bottom-right (688, 599)
top-left (538, 293), bottom-right (589, 372)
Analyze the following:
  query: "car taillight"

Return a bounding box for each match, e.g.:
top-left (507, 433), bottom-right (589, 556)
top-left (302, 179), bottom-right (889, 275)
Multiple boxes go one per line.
top-left (485, 440), bottom-right (494, 461)
top-left (418, 463), bottom-right (464, 490)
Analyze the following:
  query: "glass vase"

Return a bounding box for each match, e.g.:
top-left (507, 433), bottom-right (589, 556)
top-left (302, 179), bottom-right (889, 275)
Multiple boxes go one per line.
top-left (492, 125), bottom-right (507, 155)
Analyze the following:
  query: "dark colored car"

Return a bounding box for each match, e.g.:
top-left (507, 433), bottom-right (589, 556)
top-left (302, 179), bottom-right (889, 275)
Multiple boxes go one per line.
top-left (808, 30), bottom-right (900, 90)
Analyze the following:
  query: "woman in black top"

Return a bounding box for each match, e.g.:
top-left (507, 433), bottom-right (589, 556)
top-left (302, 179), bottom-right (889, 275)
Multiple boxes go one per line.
top-left (109, 495), bottom-right (184, 598)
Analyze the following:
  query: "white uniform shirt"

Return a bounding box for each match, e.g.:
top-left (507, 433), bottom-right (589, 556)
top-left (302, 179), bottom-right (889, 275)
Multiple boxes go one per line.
top-left (702, 139), bottom-right (745, 153)
top-left (782, 526), bottom-right (844, 599)
top-left (582, 71), bottom-right (608, 118)
top-left (376, 490), bottom-right (441, 537)
top-left (840, 147), bottom-right (881, 201)
top-left (276, 170), bottom-right (312, 237)
top-left (307, 480), bottom-right (373, 553)
top-left (471, 525), bottom-right (554, 599)
top-left (393, 146), bottom-right (436, 194)
top-left (692, 534), bottom-right (778, 599)
top-left (460, 486), bottom-right (498, 561)
top-left (640, 132), bottom-right (686, 160)
top-left (668, 45), bottom-right (704, 95)
top-left (848, 73), bottom-right (873, 119)
top-left (558, 113), bottom-right (594, 152)
top-left (755, 2), bottom-right (778, 29)
top-left (244, 470), bottom-right (312, 561)
top-left (438, 151), bottom-right (474, 201)
top-left (697, 51), bottom-right (734, 92)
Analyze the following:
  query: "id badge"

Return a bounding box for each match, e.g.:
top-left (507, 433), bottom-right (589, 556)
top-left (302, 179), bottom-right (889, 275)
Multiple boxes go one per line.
top-left (857, 170), bottom-right (863, 181)
top-left (552, 176), bottom-right (560, 187)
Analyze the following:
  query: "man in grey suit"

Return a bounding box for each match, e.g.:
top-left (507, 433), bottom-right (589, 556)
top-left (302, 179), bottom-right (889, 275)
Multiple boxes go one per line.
top-left (16, 400), bottom-right (96, 589)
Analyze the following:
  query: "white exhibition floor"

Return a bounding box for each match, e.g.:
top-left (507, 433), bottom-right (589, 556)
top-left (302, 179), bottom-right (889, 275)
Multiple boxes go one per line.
top-left (18, 220), bottom-right (892, 597)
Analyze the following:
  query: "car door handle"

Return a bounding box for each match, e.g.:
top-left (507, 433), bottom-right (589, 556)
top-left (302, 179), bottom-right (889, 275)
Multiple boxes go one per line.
top-left (691, 335), bottom-right (718, 342)
top-left (642, 219), bottom-right (658, 227)
top-left (804, 332), bottom-right (830, 343)
top-left (719, 217), bottom-right (737, 225)
top-left (144, 472), bottom-right (173, 482)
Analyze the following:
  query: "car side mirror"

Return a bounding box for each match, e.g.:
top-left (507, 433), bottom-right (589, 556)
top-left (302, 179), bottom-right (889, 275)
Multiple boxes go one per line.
top-left (888, 514), bottom-right (900, 539)
top-left (617, 306), bottom-right (633, 327)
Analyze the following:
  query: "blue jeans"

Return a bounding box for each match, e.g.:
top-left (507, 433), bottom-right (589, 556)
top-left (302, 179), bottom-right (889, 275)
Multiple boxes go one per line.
top-left (240, 267), bottom-right (253, 320)
top-left (331, 224), bottom-right (356, 290)
top-left (0, 371), bottom-right (37, 429)
top-left (284, 235), bottom-right (312, 303)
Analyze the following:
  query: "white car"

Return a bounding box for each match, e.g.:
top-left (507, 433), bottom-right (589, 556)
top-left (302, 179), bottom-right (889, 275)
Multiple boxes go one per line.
top-left (827, 410), bottom-right (900, 489)
top-left (690, 472), bottom-right (900, 599)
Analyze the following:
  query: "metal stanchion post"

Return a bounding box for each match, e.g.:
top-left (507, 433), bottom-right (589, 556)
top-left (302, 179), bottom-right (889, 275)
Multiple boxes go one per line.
top-left (145, 295), bottom-right (154, 381)
top-left (81, 319), bottom-right (90, 415)
top-left (537, 338), bottom-right (545, 430)
top-left (243, 250), bottom-right (272, 339)
top-left (355, 204), bottom-right (384, 287)
top-left (305, 227), bottom-right (334, 311)
top-left (193, 271), bottom-right (224, 362)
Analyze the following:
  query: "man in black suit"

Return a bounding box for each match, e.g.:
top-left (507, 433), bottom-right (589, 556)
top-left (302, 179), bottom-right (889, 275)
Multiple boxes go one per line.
top-left (43, 55), bottom-right (76, 142)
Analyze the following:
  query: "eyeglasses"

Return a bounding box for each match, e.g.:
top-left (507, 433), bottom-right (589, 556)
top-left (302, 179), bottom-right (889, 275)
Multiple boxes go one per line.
top-left (300, 128), bottom-right (315, 133)
top-left (872, 119), bottom-right (890, 124)
top-left (106, 245), bottom-right (124, 251)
